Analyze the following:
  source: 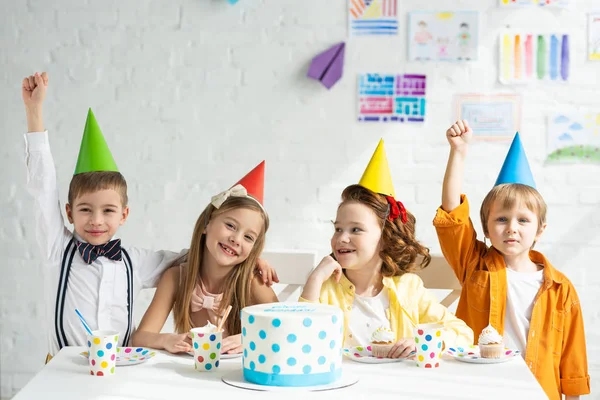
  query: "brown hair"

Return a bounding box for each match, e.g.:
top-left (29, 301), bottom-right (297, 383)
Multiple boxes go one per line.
top-left (480, 183), bottom-right (547, 237)
top-left (68, 171), bottom-right (128, 206)
top-left (339, 184), bottom-right (431, 276)
top-left (173, 196), bottom-right (269, 335)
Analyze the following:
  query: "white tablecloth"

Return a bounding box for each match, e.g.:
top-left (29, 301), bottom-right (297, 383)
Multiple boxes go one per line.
top-left (12, 347), bottom-right (547, 399)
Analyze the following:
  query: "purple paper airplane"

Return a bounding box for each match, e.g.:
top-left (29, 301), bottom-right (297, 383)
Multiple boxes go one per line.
top-left (307, 42), bottom-right (345, 89)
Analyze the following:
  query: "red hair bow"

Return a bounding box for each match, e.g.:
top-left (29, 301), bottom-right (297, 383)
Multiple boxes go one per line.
top-left (385, 196), bottom-right (408, 224)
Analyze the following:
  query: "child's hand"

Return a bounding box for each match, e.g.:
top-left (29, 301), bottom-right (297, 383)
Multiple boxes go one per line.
top-left (163, 333), bottom-right (192, 354)
top-left (22, 72), bottom-right (48, 109)
top-left (387, 338), bottom-right (416, 359)
top-left (255, 258), bottom-right (279, 287)
top-left (221, 334), bottom-right (242, 354)
top-left (311, 255), bottom-right (343, 283)
top-left (446, 119), bottom-right (472, 152)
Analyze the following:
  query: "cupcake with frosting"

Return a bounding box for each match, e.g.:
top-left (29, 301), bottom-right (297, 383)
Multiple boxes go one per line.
top-left (370, 326), bottom-right (395, 358)
top-left (478, 324), bottom-right (504, 358)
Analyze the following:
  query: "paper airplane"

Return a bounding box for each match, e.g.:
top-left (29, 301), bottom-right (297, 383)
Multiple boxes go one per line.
top-left (227, 0), bottom-right (239, 4)
top-left (307, 42), bottom-right (345, 89)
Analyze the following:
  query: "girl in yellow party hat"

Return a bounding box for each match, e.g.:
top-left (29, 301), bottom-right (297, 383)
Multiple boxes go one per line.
top-left (300, 140), bottom-right (473, 359)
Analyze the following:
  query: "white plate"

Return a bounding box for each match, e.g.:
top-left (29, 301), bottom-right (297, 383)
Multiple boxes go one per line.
top-left (446, 345), bottom-right (520, 364)
top-left (187, 351), bottom-right (242, 359)
top-left (342, 346), bottom-right (411, 364)
top-left (80, 347), bottom-right (156, 366)
top-left (221, 370), bottom-right (358, 391)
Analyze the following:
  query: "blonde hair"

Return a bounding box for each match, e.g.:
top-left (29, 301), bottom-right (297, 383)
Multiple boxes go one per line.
top-left (173, 196), bottom-right (269, 335)
top-left (480, 183), bottom-right (547, 237)
top-left (68, 171), bottom-right (128, 206)
top-left (339, 185), bottom-right (431, 276)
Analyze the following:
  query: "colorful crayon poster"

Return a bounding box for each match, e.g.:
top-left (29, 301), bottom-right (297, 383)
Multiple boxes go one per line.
top-left (408, 11), bottom-right (479, 61)
top-left (357, 73), bottom-right (426, 123)
top-left (547, 113), bottom-right (600, 164)
top-left (589, 13), bottom-right (600, 61)
top-left (453, 94), bottom-right (521, 141)
top-left (348, 0), bottom-right (398, 36)
top-left (499, 32), bottom-right (570, 84)
top-left (498, 0), bottom-right (571, 7)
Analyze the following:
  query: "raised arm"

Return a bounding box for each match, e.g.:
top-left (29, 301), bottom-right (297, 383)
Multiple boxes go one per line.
top-left (23, 72), bottom-right (71, 262)
top-left (442, 120), bottom-right (472, 212)
top-left (23, 72), bottom-right (47, 132)
top-left (132, 267), bottom-right (192, 354)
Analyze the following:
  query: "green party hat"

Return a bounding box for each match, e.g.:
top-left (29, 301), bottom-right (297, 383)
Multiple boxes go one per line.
top-left (74, 108), bottom-right (119, 175)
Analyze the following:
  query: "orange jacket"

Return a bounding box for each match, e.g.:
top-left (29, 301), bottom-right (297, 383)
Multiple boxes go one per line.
top-left (433, 195), bottom-right (590, 399)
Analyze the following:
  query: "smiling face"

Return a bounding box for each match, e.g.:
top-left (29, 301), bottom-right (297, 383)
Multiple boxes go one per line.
top-left (331, 201), bottom-right (383, 270)
top-left (66, 189), bottom-right (129, 245)
top-left (203, 206), bottom-right (264, 268)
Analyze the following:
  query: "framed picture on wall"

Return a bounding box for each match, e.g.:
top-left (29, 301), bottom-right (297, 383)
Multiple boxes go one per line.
top-left (547, 113), bottom-right (600, 164)
top-left (358, 73), bottom-right (426, 123)
top-left (408, 11), bottom-right (479, 62)
top-left (498, 32), bottom-right (570, 84)
top-left (453, 93), bottom-right (521, 141)
top-left (498, 0), bottom-right (571, 8)
top-left (348, 0), bottom-right (398, 36)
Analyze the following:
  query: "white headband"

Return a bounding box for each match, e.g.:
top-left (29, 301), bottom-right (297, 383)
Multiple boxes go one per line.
top-left (210, 184), bottom-right (265, 212)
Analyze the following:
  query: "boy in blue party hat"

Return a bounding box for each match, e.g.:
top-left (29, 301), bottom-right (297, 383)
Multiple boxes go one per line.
top-left (21, 72), bottom-right (277, 362)
top-left (434, 120), bottom-right (589, 399)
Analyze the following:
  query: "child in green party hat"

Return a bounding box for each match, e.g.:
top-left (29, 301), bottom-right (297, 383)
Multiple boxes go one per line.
top-left (21, 72), bottom-right (278, 361)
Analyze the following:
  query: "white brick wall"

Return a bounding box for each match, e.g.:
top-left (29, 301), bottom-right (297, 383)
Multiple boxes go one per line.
top-left (1, 0), bottom-right (599, 397)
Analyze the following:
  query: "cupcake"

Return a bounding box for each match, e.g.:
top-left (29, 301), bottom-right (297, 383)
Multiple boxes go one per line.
top-left (478, 324), bottom-right (504, 358)
top-left (370, 326), bottom-right (395, 358)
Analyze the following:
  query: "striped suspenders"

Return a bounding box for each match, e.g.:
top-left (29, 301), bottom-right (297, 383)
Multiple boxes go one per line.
top-left (54, 238), bottom-right (134, 349)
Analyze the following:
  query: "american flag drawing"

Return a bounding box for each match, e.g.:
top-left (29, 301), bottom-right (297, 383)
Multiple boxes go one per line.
top-left (349, 0), bottom-right (398, 36)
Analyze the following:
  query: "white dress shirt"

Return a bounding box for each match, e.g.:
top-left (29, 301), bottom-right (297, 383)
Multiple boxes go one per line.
top-left (24, 131), bottom-right (185, 356)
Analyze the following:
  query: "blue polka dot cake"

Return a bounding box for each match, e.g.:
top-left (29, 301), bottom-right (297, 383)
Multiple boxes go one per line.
top-left (241, 302), bottom-right (343, 387)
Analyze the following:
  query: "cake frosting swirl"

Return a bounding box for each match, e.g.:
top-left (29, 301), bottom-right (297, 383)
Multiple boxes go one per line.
top-left (478, 324), bottom-right (502, 345)
top-left (371, 326), bottom-right (395, 343)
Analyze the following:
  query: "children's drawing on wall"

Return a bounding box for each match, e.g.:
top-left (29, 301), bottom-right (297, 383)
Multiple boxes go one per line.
top-left (358, 73), bottom-right (426, 123)
top-left (589, 13), bottom-right (600, 61)
top-left (454, 94), bottom-right (521, 141)
top-left (499, 32), bottom-right (570, 84)
top-left (499, 0), bottom-right (571, 7)
top-left (547, 114), bottom-right (600, 164)
top-left (349, 0), bottom-right (398, 36)
top-left (408, 11), bottom-right (479, 61)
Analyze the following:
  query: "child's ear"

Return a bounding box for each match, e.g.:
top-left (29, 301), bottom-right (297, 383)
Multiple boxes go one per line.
top-left (66, 203), bottom-right (73, 224)
top-left (535, 223), bottom-right (547, 242)
top-left (120, 206), bottom-right (130, 225)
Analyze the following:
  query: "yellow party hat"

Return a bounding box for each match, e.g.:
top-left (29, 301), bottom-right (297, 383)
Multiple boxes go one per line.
top-left (358, 139), bottom-right (395, 198)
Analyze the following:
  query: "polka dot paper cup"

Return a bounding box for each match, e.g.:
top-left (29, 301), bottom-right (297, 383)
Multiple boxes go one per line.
top-left (190, 328), bottom-right (222, 372)
top-left (86, 330), bottom-right (119, 376)
top-left (413, 323), bottom-right (444, 368)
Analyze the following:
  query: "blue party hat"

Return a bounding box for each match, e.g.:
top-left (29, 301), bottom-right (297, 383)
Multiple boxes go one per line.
top-left (494, 132), bottom-right (536, 188)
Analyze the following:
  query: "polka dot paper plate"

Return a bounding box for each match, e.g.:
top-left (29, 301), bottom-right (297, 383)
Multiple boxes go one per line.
top-left (446, 345), bottom-right (520, 364)
top-left (80, 347), bottom-right (156, 366)
top-left (342, 346), bottom-right (407, 364)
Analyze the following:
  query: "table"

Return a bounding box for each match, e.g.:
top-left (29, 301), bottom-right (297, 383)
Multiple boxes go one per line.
top-left (12, 347), bottom-right (547, 399)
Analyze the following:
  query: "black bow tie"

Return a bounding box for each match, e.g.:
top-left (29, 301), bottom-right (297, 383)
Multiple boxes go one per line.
top-left (76, 239), bottom-right (122, 264)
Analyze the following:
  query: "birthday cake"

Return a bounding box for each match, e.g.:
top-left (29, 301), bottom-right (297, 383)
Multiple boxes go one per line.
top-left (241, 302), bottom-right (343, 387)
